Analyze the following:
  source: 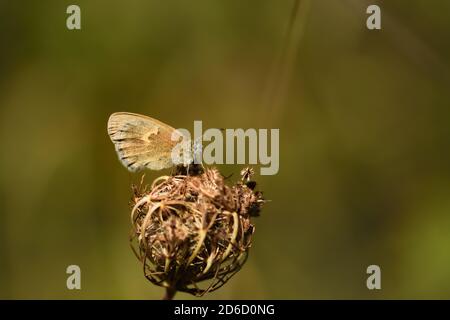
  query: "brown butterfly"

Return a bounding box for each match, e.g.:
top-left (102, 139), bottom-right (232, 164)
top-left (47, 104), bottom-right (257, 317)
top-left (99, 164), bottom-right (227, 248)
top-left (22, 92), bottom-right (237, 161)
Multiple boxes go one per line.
top-left (107, 112), bottom-right (185, 172)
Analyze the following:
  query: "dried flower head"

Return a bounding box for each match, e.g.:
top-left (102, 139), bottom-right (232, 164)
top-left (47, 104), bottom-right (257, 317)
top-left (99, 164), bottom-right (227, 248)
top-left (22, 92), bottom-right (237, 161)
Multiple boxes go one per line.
top-left (129, 166), bottom-right (264, 298)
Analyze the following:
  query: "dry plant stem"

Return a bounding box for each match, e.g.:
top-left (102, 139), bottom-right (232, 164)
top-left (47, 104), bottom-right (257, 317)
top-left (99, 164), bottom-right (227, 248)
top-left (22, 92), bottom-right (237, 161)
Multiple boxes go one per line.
top-left (163, 287), bottom-right (177, 300)
top-left (261, 0), bottom-right (310, 126)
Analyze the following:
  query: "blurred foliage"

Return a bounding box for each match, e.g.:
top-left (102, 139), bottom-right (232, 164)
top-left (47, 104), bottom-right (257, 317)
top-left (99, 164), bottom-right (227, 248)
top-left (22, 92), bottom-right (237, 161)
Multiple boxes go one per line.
top-left (1, 0), bottom-right (450, 299)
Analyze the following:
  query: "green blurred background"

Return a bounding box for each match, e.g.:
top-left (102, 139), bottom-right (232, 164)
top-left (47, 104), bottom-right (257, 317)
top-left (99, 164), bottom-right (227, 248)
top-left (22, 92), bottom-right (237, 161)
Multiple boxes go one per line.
top-left (1, 0), bottom-right (450, 299)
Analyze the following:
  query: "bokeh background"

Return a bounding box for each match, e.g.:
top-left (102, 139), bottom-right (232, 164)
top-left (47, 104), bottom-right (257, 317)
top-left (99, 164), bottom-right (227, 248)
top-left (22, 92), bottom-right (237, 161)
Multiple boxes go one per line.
top-left (1, 0), bottom-right (450, 299)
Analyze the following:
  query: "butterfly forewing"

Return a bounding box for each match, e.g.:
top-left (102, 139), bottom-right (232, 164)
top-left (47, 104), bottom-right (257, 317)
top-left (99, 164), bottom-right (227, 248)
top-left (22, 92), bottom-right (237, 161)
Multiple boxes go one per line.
top-left (107, 112), bottom-right (181, 171)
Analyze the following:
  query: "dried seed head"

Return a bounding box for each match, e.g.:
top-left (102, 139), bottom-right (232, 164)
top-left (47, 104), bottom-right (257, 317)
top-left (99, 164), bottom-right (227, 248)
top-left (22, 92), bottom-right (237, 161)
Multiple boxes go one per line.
top-left (129, 166), bottom-right (265, 296)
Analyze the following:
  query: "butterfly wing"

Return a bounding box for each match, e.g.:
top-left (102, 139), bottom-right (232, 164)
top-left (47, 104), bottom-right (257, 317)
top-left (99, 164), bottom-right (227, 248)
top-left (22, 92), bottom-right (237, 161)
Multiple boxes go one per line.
top-left (107, 112), bottom-right (181, 172)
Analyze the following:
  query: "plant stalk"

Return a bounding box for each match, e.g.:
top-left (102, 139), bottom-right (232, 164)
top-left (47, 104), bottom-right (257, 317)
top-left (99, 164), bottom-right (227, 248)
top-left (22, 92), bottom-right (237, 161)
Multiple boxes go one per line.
top-left (163, 287), bottom-right (177, 300)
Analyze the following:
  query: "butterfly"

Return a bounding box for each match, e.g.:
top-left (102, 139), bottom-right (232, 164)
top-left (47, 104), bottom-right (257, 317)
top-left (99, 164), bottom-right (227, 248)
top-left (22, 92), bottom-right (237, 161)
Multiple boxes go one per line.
top-left (107, 112), bottom-right (188, 172)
